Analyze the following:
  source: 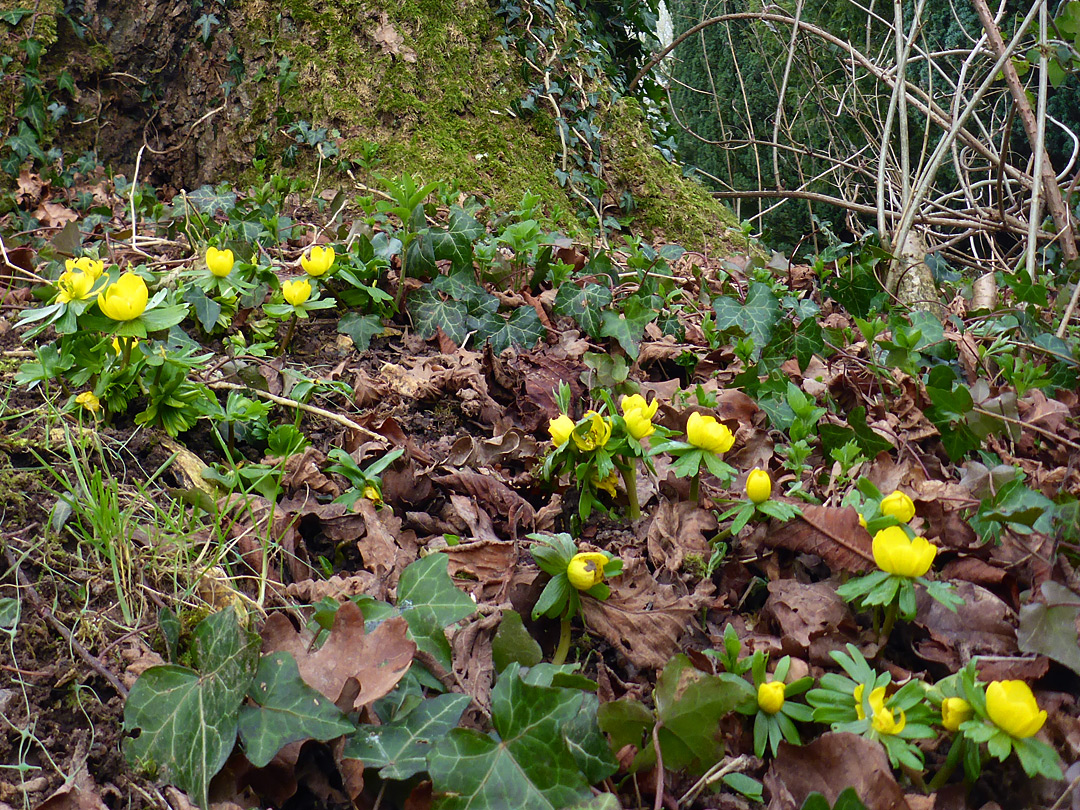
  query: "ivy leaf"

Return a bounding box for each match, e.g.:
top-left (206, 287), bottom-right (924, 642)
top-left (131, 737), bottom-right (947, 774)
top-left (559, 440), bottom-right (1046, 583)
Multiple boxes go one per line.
top-left (429, 208), bottom-right (483, 272)
top-left (712, 281), bottom-right (781, 353)
top-left (344, 692), bottom-right (471, 779)
top-left (818, 406), bottom-right (894, 458)
top-left (185, 184), bottom-right (237, 216)
top-left (411, 286), bottom-right (469, 345)
top-left (554, 283), bottom-right (612, 339)
top-left (433, 268), bottom-right (487, 305)
top-left (600, 303), bottom-right (651, 359)
top-left (406, 231), bottom-right (439, 279)
top-left (397, 554), bottom-right (477, 670)
top-left (123, 608), bottom-right (260, 809)
top-left (238, 652), bottom-right (356, 767)
top-left (183, 286), bottom-right (222, 332)
top-left (0, 8), bottom-right (34, 24)
top-left (337, 312), bottom-right (384, 351)
top-left (492, 609), bottom-right (543, 673)
top-left (476, 305), bottom-right (546, 354)
top-left (427, 664), bottom-right (595, 810)
top-left (561, 693), bottom-right (618, 784)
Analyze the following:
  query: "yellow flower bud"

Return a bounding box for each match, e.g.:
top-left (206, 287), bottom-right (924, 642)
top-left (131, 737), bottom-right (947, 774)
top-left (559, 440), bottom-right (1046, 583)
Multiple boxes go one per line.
top-left (746, 468), bottom-right (772, 503)
top-left (941, 697), bottom-right (973, 732)
top-left (623, 407), bottom-right (655, 440)
top-left (567, 552), bottom-right (608, 591)
top-left (880, 490), bottom-right (916, 523)
top-left (757, 680), bottom-right (785, 714)
top-left (56, 270), bottom-right (95, 303)
top-left (572, 411), bottom-right (612, 452)
top-left (686, 412), bottom-right (735, 454)
top-left (869, 686), bottom-right (906, 735)
top-left (206, 246), bottom-right (235, 277)
top-left (872, 526), bottom-right (937, 578)
top-left (282, 278), bottom-right (312, 306)
top-left (985, 680), bottom-right (1047, 739)
top-left (301, 245), bottom-right (336, 277)
top-left (97, 273), bottom-right (149, 321)
top-left (66, 257), bottom-right (105, 280)
top-left (549, 413), bottom-right (575, 447)
top-left (75, 391), bottom-right (101, 413)
top-left (362, 485), bottom-right (382, 504)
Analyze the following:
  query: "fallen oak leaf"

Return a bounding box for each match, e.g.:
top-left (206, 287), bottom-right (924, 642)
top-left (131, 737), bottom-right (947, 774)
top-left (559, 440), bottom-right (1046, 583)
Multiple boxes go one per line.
top-left (260, 600), bottom-right (415, 712)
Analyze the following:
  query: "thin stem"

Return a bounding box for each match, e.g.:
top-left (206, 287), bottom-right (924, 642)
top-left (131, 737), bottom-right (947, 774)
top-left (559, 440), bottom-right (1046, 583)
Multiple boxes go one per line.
top-left (689, 471), bottom-right (700, 504)
top-left (281, 314), bottom-right (298, 354)
top-left (552, 617), bottom-right (572, 666)
top-left (880, 598), bottom-right (899, 641)
top-left (619, 462), bottom-right (641, 520)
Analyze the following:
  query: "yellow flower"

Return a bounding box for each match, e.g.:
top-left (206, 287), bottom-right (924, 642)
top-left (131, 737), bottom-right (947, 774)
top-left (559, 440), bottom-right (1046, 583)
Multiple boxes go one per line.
top-left (301, 245), bottom-right (335, 277)
top-left (97, 273), bottom-right (149, 321)
top-left (206, 246), bottom-right (235, 277)
top-left (549, 413), bottom-right (576, 447)
top-left (686, 411), bottom-right (735, 454)
top-left (881, 490), bottom-right (916, 523)
top-left (872, 526), bottom-right (937, 578)
top-left (567, 552), bottom-right (608, 591)
top-left (112, 336), bottom-right (139, 354)
top-left (572, 411), bottom-right (612, 452)
top-left (56, 270), bottom-right (95, 303)
top-left (858, 513), bottom-right (868, 529)
top-left (66, 257), bottom-right (105, 280)
top-left (593, 469), bottom-right (619, 498)
top-left (620, 394), bottom-right (659, 420)
top-left (746, 468), bottom-right (772, 504)
top-left (623, 407), bottom-right (655, 440)
top-left (758, 681), bottom-right (785, 714)
top-left (362, 485), bottom-right (382, 504)
top-left (75, 391), bottom-right (101, 413)
top-left (869, 686), bottom-right (906, 735)
top-left (941, 697), bottom-right (973, 732)
top-left (282, 278), bottom-right (312, 306)
top-left (985, 680), bottom-right (1047, 739)
top-left (854, 684), bottom-right (866, 720)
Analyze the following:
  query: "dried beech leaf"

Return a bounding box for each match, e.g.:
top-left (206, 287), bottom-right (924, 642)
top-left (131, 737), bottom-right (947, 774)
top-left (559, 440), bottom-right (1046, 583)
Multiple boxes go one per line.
top-left (764, 505), bottom-right (874, 572)
top-left (260, 600), bottom-right (415, 711)
top-left (764, 580), bottom-right (855, 651)
top-left (581, 558), bottom-right (713, 670)
top-left (646, 501), bottom-right (715, 575)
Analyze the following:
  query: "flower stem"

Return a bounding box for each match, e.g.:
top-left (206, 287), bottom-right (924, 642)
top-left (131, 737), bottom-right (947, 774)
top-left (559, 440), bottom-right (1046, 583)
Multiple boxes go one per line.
top-left (281, 314), bottom-right (298, 354)
top-left (880, 598), bottom-right (899, 641)
top-left (552, 617), bottom-right (572, 666)
top-left (689, 471), bottom-right (700, 503)
top-left (619, 462), bottom-right (641, 520)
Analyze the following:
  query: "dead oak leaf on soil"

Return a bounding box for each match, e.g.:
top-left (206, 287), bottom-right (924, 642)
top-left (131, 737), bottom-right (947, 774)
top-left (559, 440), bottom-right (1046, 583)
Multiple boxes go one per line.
top-left (763, 505), bottom-right (873, 573)
top-left (581, 557), bottom-right (713, 670)
top-left (261, 600), bottom-right (415, 712)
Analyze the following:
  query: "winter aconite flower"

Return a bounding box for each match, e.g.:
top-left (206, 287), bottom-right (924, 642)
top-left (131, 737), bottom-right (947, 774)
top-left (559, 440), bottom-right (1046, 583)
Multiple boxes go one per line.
top-left (593, 469), bottom-right (619, 498)
top-left (362, 485), bottom-right (382, 505)
top-left (573, 411), bottom-right (612, 452)
top-left (75, 391), bottom-right (101, 413)
top-left (941, 697), bottom-right (973, 732)
top-left (549, 413), bottom-right (575, 447)
top-left (686, 412), bottom-right (735, 454)
top-left (854, 684), bottom-right (866, 720)
top-left (985, 681), bottom-right (1047, 739)
top-left (66, 257), bottom-right (105, 280)
top-left (301, 245), bottom-right (335, 277)
top-left (567, 552), bottom-right (609, 591)
top-left (282, 278), bottom-right (312, 306)
top-left (869, 687), bottom-right (906, 735)
top-left (620, 394), bottom-right (658, 440)
top-left (758, 681), bottom-right (785, 715)
top-left (872, 526), bottom-right (936, 578)
top-left (56, 270), bottom-right (95, 303)
top-left (746, 468), bottom-right (772, 504)
top-left (97, 273), bottom-right (149, 321)
top-left (206, 246), bottom-right (235, 277)
top-left (880, 490), bottom-right (916, 523)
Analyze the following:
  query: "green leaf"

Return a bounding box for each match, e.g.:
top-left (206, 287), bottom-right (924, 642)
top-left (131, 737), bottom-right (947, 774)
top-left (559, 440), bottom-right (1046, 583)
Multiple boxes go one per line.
top-left (344, 692), bottom-right (471, 779)
top-left (411, 286), bottom-right (469, 345)
top-left (238, 652), bottom-right (355, 767)
top-left (0, 8), bottom-right (34, 24)
top-left (596, 699), bottom-right (653, 755)
top-left (554, 283), bottom-right (611, 339)
top-left (427, 664), bottom-right (594, 810)
top-left (599, 296), bottom-right (655, 359)
top-left (800, 788), bottom-right (869, 810)
top-left (397, 554), bottom-right (476, 670)
top-left (139, 303), bottom-right (190, 333)
top-left (185, 184), bottom-right (237, 216)
top-left (1018, 581), bottom-right (1080, 676)
top-left (722, 772), bottom-right (763, 801)
top-left (0, 597), bottom-right (19, 632)
top-left (561, 693), bottom-right (618, 783)
top-left (184, 286), bottom-right (222, 332)
top-left (477, 306), bottom-right (546, 354)
top-left (337, 312), bottom-right (384, 350)
top-left (433, 268), bottom-right (487, 305)
top-left (818, 406), bottom-right (894, 458)
top-left (653, 655), bottom-right (753, 773)
top-left (492, 609), bottom-right (543, 673)
top-left (123, 608), bottom-right (260, 809)
top-left (712, 281), bottom-right (781, 352)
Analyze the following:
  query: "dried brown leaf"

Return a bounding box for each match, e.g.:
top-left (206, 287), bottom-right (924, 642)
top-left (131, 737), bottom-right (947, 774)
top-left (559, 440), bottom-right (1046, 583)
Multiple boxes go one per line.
top-left (261, 600), bottom-right (415, 711)
top-left (433, 470), bottom-right (535, 539)
top-left (913, 582), bottom-right (1017, 669)
top-left (764, 505), bottom-right (874, 572)
top-left (764, 579), bottom-right (856, 651)
top-left (646, 501), bottom-right (715, 576)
